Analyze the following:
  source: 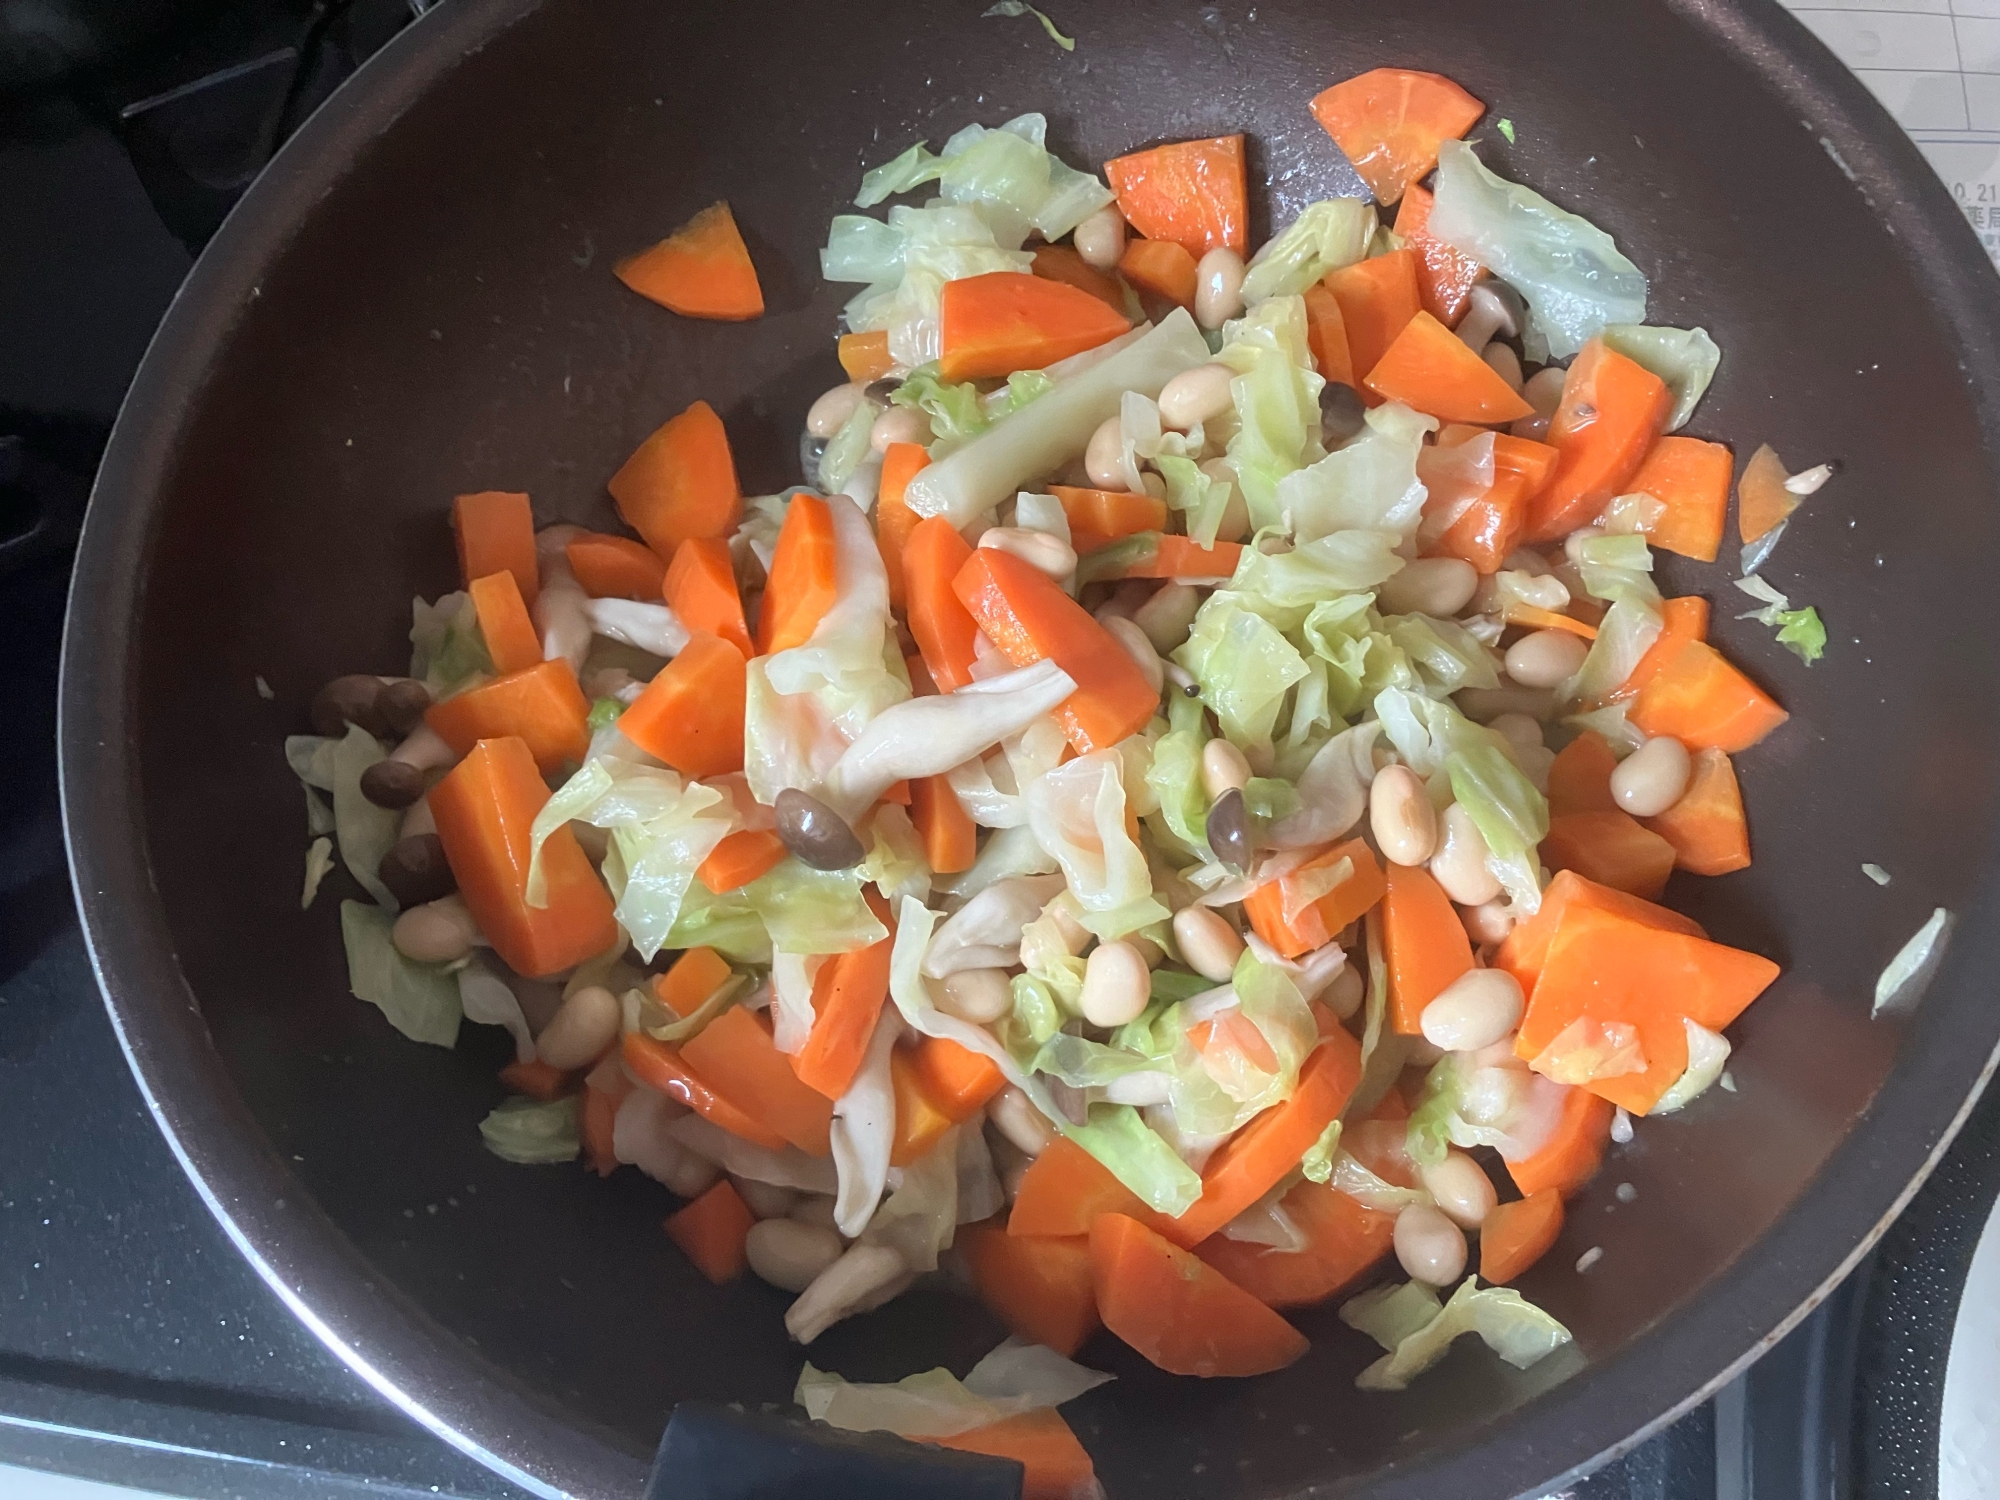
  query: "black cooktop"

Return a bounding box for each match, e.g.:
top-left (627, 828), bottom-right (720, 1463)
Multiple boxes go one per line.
top-left (1, 3), bottom-right (1991, 1497)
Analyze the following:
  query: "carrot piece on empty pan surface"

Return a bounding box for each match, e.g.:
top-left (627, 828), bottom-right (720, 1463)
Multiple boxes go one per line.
top-left (663, 535), bottom-right (753, 657)
top-left (610, 399), bottom-right (742, 556)
top-left (453, 490), bottom-right (538, 605)
top-left (1103, 135), bottom-right (1248, 256)
top-left (929, 1409), bottom-right (1100, 1500)
top-left (565, 532), bottom-right (665, 601)
top-left (958, 1223), bottom-right (1101, 1358)
top-left (615, 201), bottom-right (763, 321)
top-left (426, 660), bottom-right (590, 772)
top-left (1627, 435), bottom-right (1732, 563)
top-left (1628, 639), bottom-right (1788, 752)
top-left (1643, 747), bottom-right (1752, 875)
top-left (468, 570), bottom-right (543, 675)
top-left (1310, 68), bottom-right (1485, 205)
top-left (1480, 1189), bottom-right (1566, 1282)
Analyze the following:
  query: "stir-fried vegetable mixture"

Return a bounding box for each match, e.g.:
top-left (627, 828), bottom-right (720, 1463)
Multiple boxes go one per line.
top-left (286, 65), bottom-right (1832, 1487)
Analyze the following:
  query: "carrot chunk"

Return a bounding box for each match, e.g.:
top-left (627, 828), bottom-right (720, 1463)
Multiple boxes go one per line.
top-left (582, 1083), bottom-right (619, 1176)
top-left (1628, 435), bottom-right (1732, 563)
top-left (1243, 839), bottom-right (1386, 959)
top-left (938, 272), bottom-right (1131, 383)
top-left (1501, 1087), bottom-right (1613, 1197)
top-left (1302, 281), bottom-right (1356, 386)
top-left (1615, 595), bottom-right (1710, 702)
top-left (426, 660), bottom-right (590, 772)
top-left (1541, 810), bottom-right (1678, 900)
top-left (565, 532), bottom-right (665, 601)
top-left (1530, 340), bottom-right (1672, 542)
top-left (1008, 1137), bottom-right (1178, 1241)
top-left (1309, 68), bottom-right (1485, 205)
top-left (1050, 485), bottom-right (1167, 556)
top-left (1364, 309), bottom-right (1534, 424)
top-left (930, 1410), bottom-right (1100, 1500)
top-left (1546, 730), bottom-right (1620, 817)
top-left (959, 1224), bottom-right (1101, 1358)
top-left (663, 536), bottom-right (753, 657)
top-left (1394, 183), bottom-right (1485, 326)
top-left (909, 774), bottom-right (976, 876)
top-left (652, 946), bottom-right (734, 1018)
top-left (1103, 135), bottom-right (1249, 256)
top-left (757, 493), bottom-right (838, 654)
top-left (888, 1047), bottom-right (957, 1168)
top-left (1493, 868), bottom-right (1705, 998)
top-left (610, 399), bottom-right (742, 556)
top-left (838, 329), bottom-right (894, 384)
top-left (1643, 747), bottom-right (1751, 875)
top-left (875, 442), bottom-right (931, 611)
top-left (913, 1035), bottom-right (1006, 1120)
top-left (614, 201), bottom-right (763, 321)
top-left (904, 516), bottom-right (982, 692)
top-left (1382, 863), bottom-right (1473, 1035)
top-left (1090, 1214), bottom-right (1309, 1377)
top-left (498, 1058), bottom-right (573, 1101)
top-left (1480, 1189), bottom-right (1565, 1283)
top-left (429, 736), bottom-right (616, 978)
top-left (1195, 1180), bottom-right (1395, 1308)
top-left (1737, 443), bottom-right (1799, 544)
top-left (664, 1180), bottom-right (756, 1284)
top-left (695, 829), bottom-right (787, 894)
top-left (680, 1006), bottom-right (835, 1156)
top-left (1628, 639), bottom-right (1789, 752)
top-left (791, 929), bottom-right (894, 1100)
top-left (468, 570), bottom-right (543, 675)
top-left (622, 1032), bottom-right (788, 1151)
top-left (453, 490), bottom-right (538, 605)
top-left (1117, 237), bottom-right (1199, 309)
top-left (1322, 250), bottom-right (1422, 384)
top-left (616, 633), bottom-right (746, 778)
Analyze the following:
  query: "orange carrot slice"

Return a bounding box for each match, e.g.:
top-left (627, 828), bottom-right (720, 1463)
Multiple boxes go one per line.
top-left (610, 399), bottom-right (742, 556)
top-left (1643, 747), bottom-right (1751, 874)
top-left (665, 1179), bottom-right (756, 1284)
top-left (959, 1224), bottom-right (1101, 1358)
top-left (1394, 183), bottom-right (1485, 326)
top-left (1195, 1180), bottom-right (1395, 1308)
top-left (938, 272), bottom-right (1132, 383)
top-left (1501, 1087), bottom-right (1613, 1197)
top-left (469, 570), bottom-right (543, 675)
top-left (909, 774), bottom-right (976, 876)
top-left (498, 1058), bottom-right (574, 1101)
top-left (757, 493), bottom-right (838, 654)
top-left (694, 829), bottom-right (787, 894)
top-left (875, 441), bottom-right (931, 612)
top-left (1628, 435), bottom-right (1732, 563)
top-left (791, 926), bottom-right (894, 1100)
top-left (1628, 639), bottom-right (1788, 752)
top-left (429, 736), bottom-right (616, 978)
top-left (1493, 868), bottom-right (1705, 999)
top-left (1546, 730), bottom-right (1620, 817)
top-left (1091, 1213), bottom-right (1310, 1376)
top-left (663, 535), bottom-right (752, 657)
top-left (1323, 250), bottom-right (1422, 384)
top-left (1737, 443), bottom-right (1798, 544)
top-left (616, 633), bottom-right (746, 778)
top-left (1117, 237), bottom-right (1199, 309)
top-left (929, 1409), bottom-right (1100, 1500)
top-left (652, 946), bottom-right (734, 1018)
top-left (904, 515), bottom-right (982, 692)
top-left (426, 660), bottom-right (590, 772)
top-left (888, 1047), bottom-right (956, 1168)
top-left (453, 490), bottom-right (538, 605)
top-left (1086, 531), bottom-right (1243, 582)
top-left (1382, 863), bottom-right (1473, 1035)
top-left (1615, 595), bottom-right (1710, 702)
top-left (1103, 135), bottom-right (1249, 256)
top-left (1009, 1137), bottom-right (1179, 1241)
top-left (565, 532), bottom-right (665, 601)
top-left (838, 329), bottom-right (894, 384)
top-left (680, 1006), bottom-right (835, 1156)
top-left (1541, 810), bottom-right (1678, 900)
top-left (1364, 309), bottom-right (1534, 424)
top-left (1051, 485), bottom-right (1167, 555)
top-left (913, 1035), bottom-right (1006, 1120)
top-left (582, 1083), bottom-right (619, 1176)
top-left (1302, 280), bottom-right (1356, 387)
top-left (1530, 340), bottom-right (1671, 542)
top-left (615, 201), bottom-right (763, 321)
top-left (1309, 68), bottom-right (1485, 205)
top-left (1480, 1189), bottom-right (1565, 1283)
top-left (620, 1032), bottom-right (789, 1151)
top-left (1243, 838), bottom-right (1386, 959)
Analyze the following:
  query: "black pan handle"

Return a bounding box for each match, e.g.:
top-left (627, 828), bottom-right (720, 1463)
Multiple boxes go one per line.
top-left (646, 1403), bottom-right (1024, 1500)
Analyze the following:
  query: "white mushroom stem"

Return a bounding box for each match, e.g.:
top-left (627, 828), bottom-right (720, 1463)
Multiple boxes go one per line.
top-left (1454, 282), bottom-right (1522, 353)
top-left (533, 525), bottom-right (593, 675)
top-left (784, 1243), bottom-right (914, 1345)
top-left (830, 1010), bottom-right (902, 1238)
top-left (389, 723), bottom-right (457, 772)
top-left (585, 598), bottom-right (689, 659)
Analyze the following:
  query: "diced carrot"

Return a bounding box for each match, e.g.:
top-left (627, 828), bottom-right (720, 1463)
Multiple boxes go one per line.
top-left (1541, 810), bottom-right (1677, 900)
top-left (680, 1006), bottom-right (835, 1156)
top-left (664, 1180), bottom-right (756, 1285)
top-left (929, 1409), bottom-right (1100, 1500)
top-left (875, 442), bottom-right (931, 611)
top-left (1628, 436), bottom-right (1732, 563)
top-left (1493, 433), bottom-right (1561, 497)
top-left (889, 1046), bottom-right (957, 1168)
top-left (469, 570), bottom-right (543, 675)
top-left (1364, 310), bottom-right (1534, 424)
top-left (1382, 863), bottom-right (1474, 1035)
top-left (695, 829), bottom-right (787, 894)
top-left (909, 774), bottom-right (976, 876)
top-left (452, 490), bottom-right (538, 605)
top-left (953, 547), bottom-right (1159, 753)
top-left (938, 273), bottom-right (1131, 384)
top-left (914, 1035), bottom-right (1006, 1120)
top-left (614, 201), bottom-right (763, 321)
top-left (1323, 250), bottom-right (1422, 385)
top-left (1480, 1189), bottom-right (1565, 1283)
top-left (1615, 595), bottom-right (1710, 702)
top-left (1515, 904), bottom-right (1779, 1114)
top-left (429, 736), bottom-right (616, 977)
top-left (1009, 1137), bottom-right (1178, 1241)
top-left (1091, 1213), bottom-right (1309, 1377)
top-left (652, 946), bottom-right (734, 1018)
top-left (582, 1083), bottom-right (619, 1176)
top-left (1644, 747), bottom-right (1751, 875)
top-left (1089, 532), bottom-right (1243, 582)
top-left (1424, 435), bottom-right (1556, 574)
top-left (1502, 1086), bottom-right (1613, 1196)
top-left (1243, 838), bottom-right (1386, 958)
top-left (1164, 1030), bottom-right (1363, 1247)
top-left (1051, 485), bottom-right (1167, 555)
top-left (616, 633), bottom-right (746, 778)
top-left (663, 536), bottom-right (753, 657)
top-left (757, 493), bottom-right (838, 654)
top-left (959, 1224), bottom-right (1101, 1357)
top-left (1394, 183), bottom-right (1485, 326)
top-left (565, 532), bottom-right (666, 602)
top-left (426, 660), bottom-right (590, 772)
top-left (1493, 868), bottom-right (1705, 998)
top-left (1628, 639), bottom-right (1789, 753)
top-left (1117, 238), bottom-right (1199, 309)
top-left (838, 329), bottom-right (894, 384)
top-left (1302, 281), bottom-right (1356, 387)
top-left (1546, 730), bottom-right (1620, 816)
top-left (1530, 340), bottom-right (1672, 543)
top-left (1195, 1181), bottom-right (1396, 1308)
top-left (1502, 603), bottom-right (1597, 640)
top-left (904, 516), bottom-right (982, 692)
top-left (1031, 244), bottom-right (1127, 313)
top-left (1103, 135), bottom-right (1249, 256)
top-left (620, 1031), bottom-right (789, 1151)
top-left (1737, 443), bottom-right (1798, 544)
top-left (499, 1058), bottom-right (573, 1100)
top-left (1309, 68), bottom-right (1485, 205)
top-left (609, 399), bottom-right (742, 556)
top-left (791, 928), bottom-right (894, 1100)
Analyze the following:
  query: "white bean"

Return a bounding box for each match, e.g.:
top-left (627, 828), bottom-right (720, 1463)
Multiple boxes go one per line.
top-left (939, 968), bottom-right (1013, 1025)
top-left (1369, 764), bottom-right (1438, 867)
top-left (1612, 735), bottom-right (1693, 817)
top-left (1488, 712), bottom-right (1545, 755)
top-left (1102, 615), bottom-right (1166, 696)
top-left (1194, 247), bottom-right (1247, 330)
top-left (979, 525), bottom-right (1077, 580)
top-left (745, 1218), bottom-right (845, 1293)
top-left (1201, 738), bottom-right (1251, 800)
top-left (1157, 363), bottom-right (1236, 430)
top-left (1430, 803), bottom-right (1501, 906)
top-left (1379, 557), bottom-right (1479, 619)
top-left (871, 404), bottom-right (929, 453)
top-left (1419, 967), bottom-right (1525, 1052)
top-left (1323, 963), bottom-right (1365, 1020)
top-left (535, 984), bottom-right (621, 1070)
top-left (806, 383), bottom-right (865, 439)
top-left (1172, 905), bottom-right (1244, 982)
top-left (1419, 1151), bottom-right (1499, 1230)
top-left (391, 895), bottom-right (477, 964)
top-left (1084, 415), bottom-right (1128, 490)
top-left (1133, 582), bottom-right (1201, 654)
top-left (989, 1086), bottom-right (1055, 1158)
top-left (1072, 204), bottom-right (1127, 270)
top-left (1482, 341), bottom-right (1525, 394)
top-left (1504, 628), bottom-right (1589, 689)
top-left (1395, 1203), bottom-right (1468, 1286)
top-left (1081, 940), bottom-right (1151, 1027)
top-left (731, 1176), bottom-right (798, 1220)
top-left (1459, 899), bottom-right (1516, 947)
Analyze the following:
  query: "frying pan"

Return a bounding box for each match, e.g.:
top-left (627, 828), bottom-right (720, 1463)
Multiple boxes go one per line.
top-left (57, 0), bottom-right (2000, 1496)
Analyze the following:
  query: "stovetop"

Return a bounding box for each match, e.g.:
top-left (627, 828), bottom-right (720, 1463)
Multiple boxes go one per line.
top-left (1, 3), bottom-right (1994, 1497)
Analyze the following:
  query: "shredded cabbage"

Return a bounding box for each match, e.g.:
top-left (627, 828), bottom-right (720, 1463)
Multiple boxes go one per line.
top-left (339, 901), bottom-right (461, 1047)
top-left (1217, 296), bottom-right (1326, 531)
top-left (797, 1337), bottom-right (1110, 1439)
top-left (1653, 1019), bottom-right (1732, 1113)
top-left (1352, 1277), bottom-right (1574, 1391)
top-left (1600, 324), bottom-right (1720, 432)
top-left (891, 367), bottom-right (984, 444)
top-left (1240, 198), bottom-right (1377, 303)
top-left (1875, 907), bottom-right (1951, 1016)
top-left (329, 723), bottom-right (403, 911)
top-left (1026, 750), bottom-right (1170, 935)
top-left (410, 591), bottom-right (492, 700)
top-left (1733, 576), bottom-right (1826, 665)
top-left (479, 1097), bottom-right (580, 1165)
top-left (1062, 1103), bottom-right (1204, 1217)
top-left (1276, 399), bottom-right (1433, 545)
top-left (1175, 595), bottom-right (1311, 756)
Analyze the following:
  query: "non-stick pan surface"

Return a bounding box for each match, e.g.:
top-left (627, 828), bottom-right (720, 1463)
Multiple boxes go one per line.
top-left (60, 1), bottom-right (2000, 1496)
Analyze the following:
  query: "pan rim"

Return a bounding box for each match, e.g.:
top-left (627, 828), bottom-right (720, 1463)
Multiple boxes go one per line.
top-left (57, 0), bottom-right (2000, 1497)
